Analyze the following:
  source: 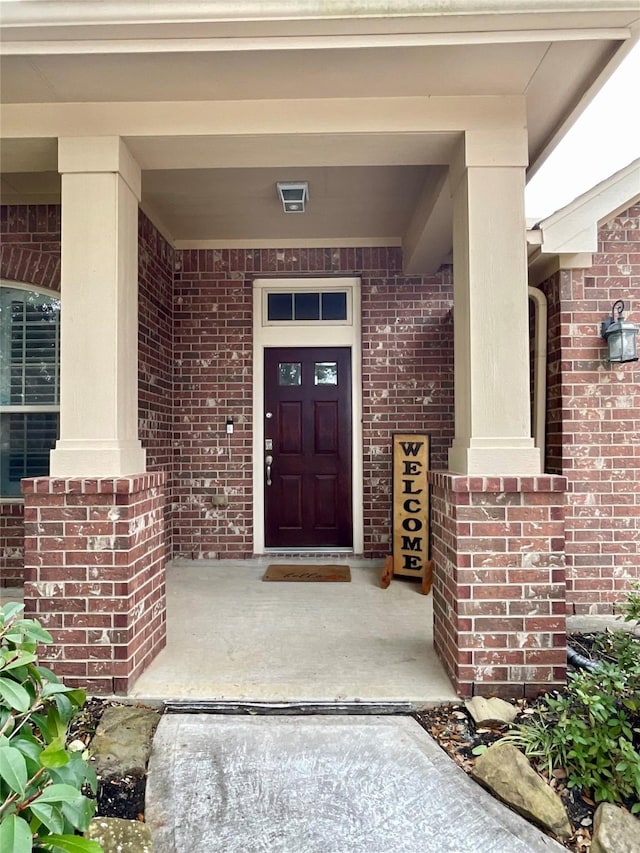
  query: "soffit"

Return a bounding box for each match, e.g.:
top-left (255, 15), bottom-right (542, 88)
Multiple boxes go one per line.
top-left (0, 43), bottom-right (549, 103)
top-left (0, 171), bottom-right (61, 205)
top-left (0, 164), bottom-right (433, 245)
top-left (142, 165), bottom-right (428, 243)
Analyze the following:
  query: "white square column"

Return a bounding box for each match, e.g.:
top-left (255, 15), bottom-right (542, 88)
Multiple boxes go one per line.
top-left (448, 130), bottom-right (541, 476)
top-left (50, 137), bottom-right (146, 477)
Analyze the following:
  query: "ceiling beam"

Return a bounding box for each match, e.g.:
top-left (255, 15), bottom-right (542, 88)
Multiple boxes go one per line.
top-left (0, 95), bottom-right (526, 140)
top-left (126, 132), bottom-right (457, 170)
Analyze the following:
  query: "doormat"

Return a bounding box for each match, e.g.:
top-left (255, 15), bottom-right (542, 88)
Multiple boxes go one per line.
top-left (263, 564), bottom-right (351, 582)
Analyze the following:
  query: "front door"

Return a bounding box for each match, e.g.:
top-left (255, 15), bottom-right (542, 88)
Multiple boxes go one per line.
top-left (264, 347), bottom-right (352, 548)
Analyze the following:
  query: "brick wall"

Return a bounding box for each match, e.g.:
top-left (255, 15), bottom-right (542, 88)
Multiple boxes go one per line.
top-left (537, 204), bottom-right (640, 614)
top-left (362, 264), bottom-right (454, 554)
top-left (0, 205), bottom-right (62, 255)
top-left (0, 505), bottom-right (24, 587)
top-left (0, 205), bottom-right (61, 586)
top-left (430, 473), bottom-right (567, 698)
top-left (22, 475), bottom-right (167, 693)
top-left (173, 248), bottom-right (454, 558)
top-left (138, 212), bottom-right (175, 556)
top-left (540, 274), bottom-right (563, 476)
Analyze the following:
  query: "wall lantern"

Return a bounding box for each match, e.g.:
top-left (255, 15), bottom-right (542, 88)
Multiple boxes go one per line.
top-left (600, 300), bottom-right (639, 363)
top-left (276, 181), bottom-right (309, 214)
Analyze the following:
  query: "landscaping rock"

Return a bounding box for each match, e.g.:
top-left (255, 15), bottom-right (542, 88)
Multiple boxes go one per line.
top-left (471, 741), bottom-right (572, 839)
top-left (591, 802), bottom-right (640, 853)
top-left (90, 705), bottom-right (160, 778)
top-left (86, 817), bottom-right (153, 852)
top-left (464, 696), bottom-right (517, 726)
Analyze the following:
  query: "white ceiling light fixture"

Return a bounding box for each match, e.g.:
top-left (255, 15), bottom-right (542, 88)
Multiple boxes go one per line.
top-left (276, 181), bottom-right (309, 214)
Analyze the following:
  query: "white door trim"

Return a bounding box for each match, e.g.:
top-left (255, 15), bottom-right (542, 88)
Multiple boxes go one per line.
top-left (252, 277), bottom-right (363, 554)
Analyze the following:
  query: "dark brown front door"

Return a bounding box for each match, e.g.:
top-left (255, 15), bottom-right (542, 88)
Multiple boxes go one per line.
top-left (264, 347), bottom-right (352, 548)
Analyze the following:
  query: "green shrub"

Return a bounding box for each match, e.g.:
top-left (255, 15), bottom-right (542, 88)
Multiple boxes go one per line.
top-left (0, 603), bottom-right (102, 853)
top-left (506, 630), bottom-right (640, 813)
top-left (617, 580), bottom-right (640, 624)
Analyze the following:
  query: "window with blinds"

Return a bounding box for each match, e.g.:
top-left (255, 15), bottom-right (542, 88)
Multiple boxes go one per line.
top-left (0, 285), bottom-right (60, 497)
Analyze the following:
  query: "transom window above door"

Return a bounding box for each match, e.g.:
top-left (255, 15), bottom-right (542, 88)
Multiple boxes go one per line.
top-left (264, 289), bottom-right (351, 325)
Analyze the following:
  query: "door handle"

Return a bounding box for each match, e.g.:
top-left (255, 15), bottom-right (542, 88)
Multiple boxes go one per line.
top-left (265, 454), bottom-right (273, 486)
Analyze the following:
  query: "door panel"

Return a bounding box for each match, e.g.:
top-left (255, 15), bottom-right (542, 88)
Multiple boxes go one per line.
top-left (279, 402), bottom-right (302, 454)
top-left (265, 347), bottom-right (352, 548)
top-left (314, 401), bottom-right (339, 454)
top-left (279, 476), bottom-right (303, 527)
top-left (314, 476), bottom-right (338, 528)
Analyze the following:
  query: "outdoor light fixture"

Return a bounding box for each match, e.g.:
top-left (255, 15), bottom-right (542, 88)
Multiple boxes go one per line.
top-left (276, 181), bottom-right (309, 214)
top-left (600, 300), bottom-right (639, 363)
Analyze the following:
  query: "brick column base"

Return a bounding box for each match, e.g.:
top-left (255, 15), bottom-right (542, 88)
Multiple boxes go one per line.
top-left (429, 473), bottom-right (567, 699)
top-left (22, 474), bottom-right (167, 694)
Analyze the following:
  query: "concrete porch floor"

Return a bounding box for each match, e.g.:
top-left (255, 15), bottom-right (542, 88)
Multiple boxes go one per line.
top-left (129, 559), bottom-right (458, 705)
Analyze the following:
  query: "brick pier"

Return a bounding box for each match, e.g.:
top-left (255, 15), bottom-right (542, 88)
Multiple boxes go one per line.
top-left (22, 474), bottom-right (167, 694)
top-left (429, 473), bottom-right (567, 699)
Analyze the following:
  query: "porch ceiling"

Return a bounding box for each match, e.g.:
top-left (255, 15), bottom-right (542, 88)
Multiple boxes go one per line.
top-left (0, 2), bottom-right (638, 266)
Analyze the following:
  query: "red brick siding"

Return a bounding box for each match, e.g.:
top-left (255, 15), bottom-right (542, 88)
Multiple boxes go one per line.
top-left (0, 205), bottom-right (62, 586)
top-left (537, 271), bottom-right (564, 476)
top-left (0, 205), bottom-right (62, 256)
top-left (430, 472), bottom-right (567, 699)
top-left (138, 212), bottom-right (175, 557)
top-left (362, 268), bottom-right (454, 554)
top-left (172, 253), bottom-right (253, 558)
top-left (538, 204), bottom-right (640, 614)
top-left (173, 248), bottom-right (454, 558)
top-left (21, 475), bottom-right (167, 693)
top-left (0, 504), bottom-right (25, 587)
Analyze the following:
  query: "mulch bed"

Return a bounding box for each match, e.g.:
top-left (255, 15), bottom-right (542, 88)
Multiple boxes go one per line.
top-left (415, 701), bottom-right (595, 853)
top-left (416, 630), bottom-right (640, 853)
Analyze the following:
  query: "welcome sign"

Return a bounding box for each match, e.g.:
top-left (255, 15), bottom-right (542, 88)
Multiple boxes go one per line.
top-left (392, 433), bottom-right (430, 578)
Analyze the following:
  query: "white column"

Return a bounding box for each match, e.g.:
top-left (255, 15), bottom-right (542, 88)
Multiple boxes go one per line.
top-left (448, 130), bottom-right (541, 476)
top-left (50, 137), bottom-right (146, 477)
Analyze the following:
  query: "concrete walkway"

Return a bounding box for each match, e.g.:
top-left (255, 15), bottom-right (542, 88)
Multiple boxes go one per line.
top-left (146, 714), bottom-right (565, 853)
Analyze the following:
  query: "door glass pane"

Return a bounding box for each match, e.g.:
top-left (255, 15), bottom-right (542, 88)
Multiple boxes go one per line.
top-left (294, 292), bottom-right (320, 320)
top-left (268, 293), bottom-right (293, 321)
top-left (321, 292), bottom-right (347, 321)
top-left (314, 362), bottom-right (338, 385)
top-left (278, 363), bottom-right (302, 385)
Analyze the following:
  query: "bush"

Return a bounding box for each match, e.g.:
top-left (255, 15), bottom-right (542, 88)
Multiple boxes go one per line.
top-left (617, 580), bottom-right (640, 624)
top-left (0, 602), bottom-right (102, 853)
top-left (506, 629), bottom-right (640, 813)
